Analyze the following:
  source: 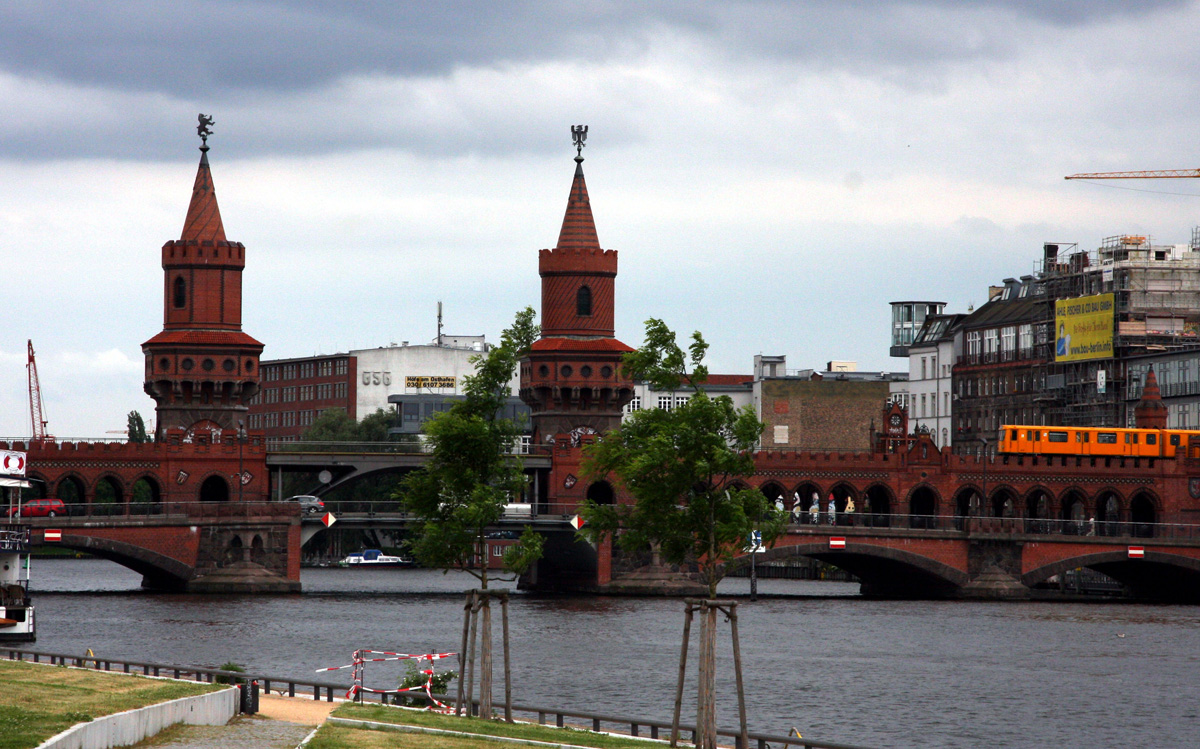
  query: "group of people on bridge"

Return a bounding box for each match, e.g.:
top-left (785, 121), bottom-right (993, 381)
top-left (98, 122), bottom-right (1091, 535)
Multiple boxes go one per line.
top-left (772, 492), bottom-right (861, 527)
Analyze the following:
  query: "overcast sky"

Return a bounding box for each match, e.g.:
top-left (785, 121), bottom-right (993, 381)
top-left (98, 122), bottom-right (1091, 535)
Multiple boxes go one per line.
top-left (2, 0), bottom-right (1199, 438)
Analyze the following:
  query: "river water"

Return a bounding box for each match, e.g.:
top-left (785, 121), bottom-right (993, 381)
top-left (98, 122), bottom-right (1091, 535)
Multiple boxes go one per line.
top-left (23, 559), bottom-right (1200, 748)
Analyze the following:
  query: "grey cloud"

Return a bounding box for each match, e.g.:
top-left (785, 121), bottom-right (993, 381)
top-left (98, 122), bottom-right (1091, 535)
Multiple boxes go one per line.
top-left (1, 1), bottom-right (1183, 96)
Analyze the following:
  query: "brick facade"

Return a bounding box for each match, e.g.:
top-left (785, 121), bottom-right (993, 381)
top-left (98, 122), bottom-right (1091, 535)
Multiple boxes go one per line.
top-left (760, 379), bottom-right (890, 451)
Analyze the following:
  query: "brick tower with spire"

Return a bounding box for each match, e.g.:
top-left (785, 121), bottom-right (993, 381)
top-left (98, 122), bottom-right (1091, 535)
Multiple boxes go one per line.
top-left (520, 129), bottom-right (635, 450)
top-left (142, 119), bottom-right (264, 440)
top-left (1134, 366), bottom-right (1168, 430)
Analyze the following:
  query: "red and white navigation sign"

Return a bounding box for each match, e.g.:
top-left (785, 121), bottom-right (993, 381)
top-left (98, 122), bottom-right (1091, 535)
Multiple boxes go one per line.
top-left (321, 512), bottom-right (338, 528)
top-left (44, 529), bottom-right (62, 542)
top-left (569, 514), bottom-right (586, 530)
top-left (1128, 546), bottom-right (1145, 559)
top-left (829, 537), bottom-right (846, 549)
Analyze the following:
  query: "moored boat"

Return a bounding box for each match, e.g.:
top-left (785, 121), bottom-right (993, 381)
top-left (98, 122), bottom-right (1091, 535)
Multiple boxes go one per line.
top-left (337, 549), bottom-right (414, 567)
top-left (0, 524), bottom-right (34, 641)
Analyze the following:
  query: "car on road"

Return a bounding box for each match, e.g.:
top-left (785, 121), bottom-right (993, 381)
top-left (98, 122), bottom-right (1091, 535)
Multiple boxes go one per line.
top-left (285, 495), bottom-right (325, 516)
top-left (6, 498), bottom-right (68, 518)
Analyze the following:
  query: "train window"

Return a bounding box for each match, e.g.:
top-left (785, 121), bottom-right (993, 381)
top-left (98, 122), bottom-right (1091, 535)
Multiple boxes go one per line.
top-left (1033, 430), bottom-right (1041, 441)
top-left (1010, 429), bottom-right (1018, 441)
top-left (1171, 434), bottom-right (1181, 446)
top-left (1147, 433), bottom-right (1157, 445)
top-left (1047, 431), bottom-right (1068, 442)
top-left (1075, 431), bottom-right (1083, 443)
top-left (1083, 432), bottom-right (1090, 443)
top-left (1097, 432), bottom-right (1118, 444)
top-left (1124, 433), bottom-right (1132, 444)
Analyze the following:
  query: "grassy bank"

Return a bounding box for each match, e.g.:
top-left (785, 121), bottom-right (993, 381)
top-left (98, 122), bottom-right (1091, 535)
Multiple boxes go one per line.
top-left (0, 659), bottom-right (222, 749)
top-left (307, 703), bottom-right (668, 749)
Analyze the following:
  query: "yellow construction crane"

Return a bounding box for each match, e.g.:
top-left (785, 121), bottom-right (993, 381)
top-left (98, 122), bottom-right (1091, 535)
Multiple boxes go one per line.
top-left (1066, 168), bottom-right (1200, 180)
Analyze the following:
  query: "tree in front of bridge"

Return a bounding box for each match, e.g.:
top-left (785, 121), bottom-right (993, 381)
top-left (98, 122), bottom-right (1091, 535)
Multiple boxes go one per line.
top-left (580, 318), bottom-right (785, 749)
top-left (397, 306), bottom-right (543, 721)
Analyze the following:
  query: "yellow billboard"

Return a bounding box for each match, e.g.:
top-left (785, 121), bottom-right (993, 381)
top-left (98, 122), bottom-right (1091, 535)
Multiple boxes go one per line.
top-left (1055, 293), bottom-right (1114, 362)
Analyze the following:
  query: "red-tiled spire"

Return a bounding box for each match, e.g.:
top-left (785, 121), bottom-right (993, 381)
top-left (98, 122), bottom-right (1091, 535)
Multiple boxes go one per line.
top-left (180, 148), bottom-right (227, 243)
top-left (555, 156), bottom-right (600, 250)
top-left (1135, 367), bottom-right (1168, 430)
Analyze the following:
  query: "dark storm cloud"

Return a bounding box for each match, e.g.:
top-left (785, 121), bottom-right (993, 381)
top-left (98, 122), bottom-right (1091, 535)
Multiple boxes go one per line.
top-left (0, 0), bottom-right (1187, 161)
top-left (0, 1), bottom-right (1182, 94)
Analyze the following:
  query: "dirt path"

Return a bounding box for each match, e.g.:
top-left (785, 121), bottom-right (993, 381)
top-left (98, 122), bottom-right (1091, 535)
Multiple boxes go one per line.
top-left (257, 693), bottom-right (339, 725)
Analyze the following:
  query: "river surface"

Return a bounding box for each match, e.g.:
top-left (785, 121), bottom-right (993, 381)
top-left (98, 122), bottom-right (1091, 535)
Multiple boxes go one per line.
top-left (23, 559), bottom-right (1200, 748)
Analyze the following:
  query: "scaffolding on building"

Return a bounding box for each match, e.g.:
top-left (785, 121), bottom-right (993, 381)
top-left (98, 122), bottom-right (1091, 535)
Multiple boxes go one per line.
top-left (1035, 230), bottom-right (1200, 426)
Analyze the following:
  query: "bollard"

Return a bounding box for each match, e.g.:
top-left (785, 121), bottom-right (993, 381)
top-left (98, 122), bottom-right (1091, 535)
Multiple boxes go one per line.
top-left (239, 680), bottom-right (260, 714)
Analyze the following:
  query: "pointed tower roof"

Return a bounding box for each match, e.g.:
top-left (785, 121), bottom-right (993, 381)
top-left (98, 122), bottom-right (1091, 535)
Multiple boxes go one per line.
top-left (1135, 366), bottom-right (1168, 429)
top-left (555, 156), bottom-right (600, 250)
top-left (180, 147), bottom-right (227, 244)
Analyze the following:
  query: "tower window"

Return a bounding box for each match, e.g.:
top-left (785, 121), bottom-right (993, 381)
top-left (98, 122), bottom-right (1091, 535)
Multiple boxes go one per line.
top-left (576, 285), bottom-right (592, 316)
top-left (173, 276), bottom-right (186, 308)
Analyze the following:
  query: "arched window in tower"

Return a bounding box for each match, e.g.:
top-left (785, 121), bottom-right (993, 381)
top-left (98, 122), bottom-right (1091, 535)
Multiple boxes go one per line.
top-left (576, 285), bottom-right (592, 317)
top-left (173, 276), bottom-right (187, 309)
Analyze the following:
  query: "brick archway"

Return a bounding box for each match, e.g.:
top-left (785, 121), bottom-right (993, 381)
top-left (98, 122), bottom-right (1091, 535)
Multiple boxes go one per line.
top-left (53, 533), bottom-right (194, 590)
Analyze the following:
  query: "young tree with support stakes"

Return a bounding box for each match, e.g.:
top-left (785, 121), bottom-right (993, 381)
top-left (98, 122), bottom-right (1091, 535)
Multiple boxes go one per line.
top-left (397, 307), bottom-right (544, 722)
top-left (580, 318), bottom-right (785, 749)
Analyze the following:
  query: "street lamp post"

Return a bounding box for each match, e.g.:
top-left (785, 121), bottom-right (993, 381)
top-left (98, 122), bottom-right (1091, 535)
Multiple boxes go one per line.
top-left (977, 436), bottom-right (989, 531)
top-left (237, 420), bottom-right (247, 503)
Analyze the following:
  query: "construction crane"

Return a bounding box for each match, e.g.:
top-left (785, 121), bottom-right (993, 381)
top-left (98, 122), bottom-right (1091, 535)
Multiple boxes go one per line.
top-left (1066, 168), bottom-right (1200, 180)
top-left (27, 340), bottom-right (54, 444)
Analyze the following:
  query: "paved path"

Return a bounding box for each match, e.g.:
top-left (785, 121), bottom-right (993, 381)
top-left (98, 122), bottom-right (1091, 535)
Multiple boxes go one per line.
top-left (129, 694), bottom-right (336, 748)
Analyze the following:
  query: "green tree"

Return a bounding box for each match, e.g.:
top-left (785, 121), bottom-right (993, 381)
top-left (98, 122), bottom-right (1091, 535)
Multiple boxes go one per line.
top-left (581, 318), bottom-right (783, 597)
top-left (398, 307), bottom-right (543, 720)
top-left (127, 411), bottom-right (149, 443)
top-left (302, 409), bottom-right (360, 441)
top-left (356, 408), bottom-right (395, 441)
top-left (580, 318), bottom-right (784, 749)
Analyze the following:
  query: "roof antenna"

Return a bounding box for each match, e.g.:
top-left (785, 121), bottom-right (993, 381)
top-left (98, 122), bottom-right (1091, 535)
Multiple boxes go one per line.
top-left (437, 300), bottom-right (443, 347)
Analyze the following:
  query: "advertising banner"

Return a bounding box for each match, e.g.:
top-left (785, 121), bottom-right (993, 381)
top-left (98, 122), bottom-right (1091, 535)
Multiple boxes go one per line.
top-left (1055, 293), bottom-right (1114, 363)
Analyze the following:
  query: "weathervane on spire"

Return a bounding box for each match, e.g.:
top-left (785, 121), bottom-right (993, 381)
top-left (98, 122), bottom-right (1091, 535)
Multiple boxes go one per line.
top-left (197, 113), bottom-right (215, 149)
top-left (571, 125), bottom-right (588, 158)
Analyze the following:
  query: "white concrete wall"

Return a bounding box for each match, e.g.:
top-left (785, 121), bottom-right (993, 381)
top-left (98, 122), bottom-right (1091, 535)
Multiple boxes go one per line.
top-left (352, 344), bottom-right (521, 418)
top-left (36, 686), bottom-right (237, 749)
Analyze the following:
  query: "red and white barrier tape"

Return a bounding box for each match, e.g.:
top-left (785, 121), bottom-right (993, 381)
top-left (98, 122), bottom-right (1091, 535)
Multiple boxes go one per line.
top-left (318, 649), bottom-right (457, 710)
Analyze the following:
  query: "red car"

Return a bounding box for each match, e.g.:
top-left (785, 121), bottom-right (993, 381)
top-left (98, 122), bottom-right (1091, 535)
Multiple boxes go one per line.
top-left (6, 498), bottom-right (67, 517)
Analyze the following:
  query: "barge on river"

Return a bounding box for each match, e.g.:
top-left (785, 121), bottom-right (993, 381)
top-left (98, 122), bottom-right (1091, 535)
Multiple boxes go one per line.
top-left (0, 524), bottom-right (34, 641)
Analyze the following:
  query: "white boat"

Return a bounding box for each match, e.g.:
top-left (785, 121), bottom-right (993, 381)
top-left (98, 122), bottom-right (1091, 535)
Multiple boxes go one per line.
top-left (0, 524), bottom-right (34, 642)
top-left (338, 549), bottom-right (414, 567)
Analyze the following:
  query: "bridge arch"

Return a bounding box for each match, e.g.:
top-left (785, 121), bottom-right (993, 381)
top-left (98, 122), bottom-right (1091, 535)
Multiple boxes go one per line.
top-left (862, 483), bottom-right (893, 527)
top-left (199, 474), bottom-right (230, 502)
top-left (51, 533), bottom-right (194, 590)
top-left (759, 481), bottom-right (787, 506)
top-left (953, 485), bottom-right (977, 519)
top-left (26, 472), bottom-right (50, 499)
top-left (93, 474), bottom-right (126, 515)
top-left (586, 481), bottom-right (615, 506)
top-left (1095, 489), bottom-right (1123, 536)
top-left (906, 484), bottom-right (940, 529)
top-left (1023, 550), bottom-right (1200, 602)
top-left (829, 483), bottom-right (858, 514)
top-left (55, 474), bottom-right (86, 509)
top-left (1059, 488), bottom-right (1088, 535)
top-left (1023, 487), bottom-right (1052, 533)
top-left (990, 485), bottom-right (1019, 518)
top-left (1129, 491), bottom-right (1158, 538)
top-left (723, 541), bottom-right (968, 599)
top-left (131, 475), bottom-right (163, 513)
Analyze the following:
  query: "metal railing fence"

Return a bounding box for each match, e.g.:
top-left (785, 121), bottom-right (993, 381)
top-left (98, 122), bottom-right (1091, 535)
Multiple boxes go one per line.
top-left (3, 648), bottom-right (872, 749)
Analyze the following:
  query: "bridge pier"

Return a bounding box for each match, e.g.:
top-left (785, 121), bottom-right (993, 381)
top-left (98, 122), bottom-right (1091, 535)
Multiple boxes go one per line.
top-left (959, 539), bottom-right (1030, 600)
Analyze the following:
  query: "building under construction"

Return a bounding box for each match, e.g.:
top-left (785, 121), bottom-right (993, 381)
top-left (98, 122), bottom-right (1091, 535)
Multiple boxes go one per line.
top-left (1037, 230), bottom-right (1200, 426)
top-left (949, 229), bottom-right (1200, 447)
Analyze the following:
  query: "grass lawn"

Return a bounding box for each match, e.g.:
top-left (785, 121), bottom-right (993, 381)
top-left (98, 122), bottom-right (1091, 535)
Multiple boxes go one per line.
top-left (307, 703), bottom-right (669, 749)
top-left (0, 659), bottom-right (224, 749)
